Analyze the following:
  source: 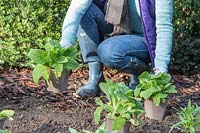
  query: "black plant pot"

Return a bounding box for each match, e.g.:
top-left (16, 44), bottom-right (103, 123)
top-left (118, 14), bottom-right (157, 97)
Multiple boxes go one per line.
top-left (106, 118), bottom-right (131, 133)
top-left (144, 100), bottom-right (167, 121)
top-left (0, 119), bottom-right (5, 129)
top-left (47, 69), bottom-right (69, 93)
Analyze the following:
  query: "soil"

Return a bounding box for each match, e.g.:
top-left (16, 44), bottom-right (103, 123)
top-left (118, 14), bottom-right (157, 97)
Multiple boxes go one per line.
top-left (0, 67), bottom-right (200, 133)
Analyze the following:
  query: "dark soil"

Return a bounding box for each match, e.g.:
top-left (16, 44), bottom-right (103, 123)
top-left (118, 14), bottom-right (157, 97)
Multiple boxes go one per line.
top-left (0, 67), bottom-right (199, 133)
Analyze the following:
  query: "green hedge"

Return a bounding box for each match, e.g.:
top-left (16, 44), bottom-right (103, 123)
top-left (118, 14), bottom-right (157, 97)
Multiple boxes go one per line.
top-left (0, 0), bottom-right (70, 67)
top-left (171, 0), bottom-right (200, 74)
top-left (0, 0), bottom-right (200, 74)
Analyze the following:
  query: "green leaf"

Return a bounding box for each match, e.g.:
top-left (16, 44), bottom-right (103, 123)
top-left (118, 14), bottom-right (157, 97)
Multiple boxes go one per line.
top-left (28, 49), bottom-right (46, 64)
top-left (62, 46), bottom-right (77, 57)
top-left (153, 96), bottom-right (161, 106)
top-left (129, 118), bottom-right (142, 126)
top-left (95, 98), bottom-right (103, 106)
top-left (99, 82), bottom-right (110, 96)
top-left (55, 56), bottom-right (68, 63)
top-left (190, 126), bottom-right (195, 133)
top-left (125, 89), bottom-right (134, 97)
top-left (140, 89), bottom-right (154, 99)
top-left (0, 110), bottom-right (14, 119)
top-left (165, 85), bottom-right (177, 93)
top-left (134, 84), bottom-right (142, 97)
top-left (95, 130), bottom-right (104, 133)
top-left (68, 128), bottom-right (79, 133)
top-left (63, 58), bottom-right (79, 70)
top-left (151, 72), bottom-right (162, 79)
top-left (105, 105), bottom-right (114, 115)
top-left (112, 117), bottom-right (126, 130)
top-left (51, 63), bottom-right (63, 73)
top-left (94, 106), bottom-right (104, 125)
top-left (46, 39), bottom-right (61, 50)
top-left (95, 122), bottom-right (106, 133)
top-left (116, 104), bottom-right (125, 115)
top-left (139, 71), bottom-right (151, 81)
top-left (0, 40), bottom-right (5, 44)
top-left (43, 52), bottom-right (53, 64)
top-left (83, 130), bottom-right (94, 133)
top-left (156, 93), bottom-right (168, 99)
top-left (32, 64), bottom-right (51, 84)
top-left (164, 83), bottom-right (172, 88)
top-left (129, 118), bottom-right (136, 125)
top-left (45, 41), bottom-right (54, 51)
top-left (195, 122), bottom-right (200, 129)
top-left (0, 130), bottom-right (12, 133)
top-left (161, 73), bottom-right (171, 84)
top-left (135, 100), bottom-right (143, 110)
top-left (170, 122), bottom-right (182, 133)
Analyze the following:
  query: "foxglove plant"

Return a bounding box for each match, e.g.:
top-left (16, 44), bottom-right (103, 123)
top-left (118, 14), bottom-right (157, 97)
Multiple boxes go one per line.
top-left (94, 80), bottom-right (143, 131)
top-left (134, 71), bottom-right (177, 106)
top-left (28, 39), bottom-right (79, 84)
top-left (170, 100), bottom-right (200, 133)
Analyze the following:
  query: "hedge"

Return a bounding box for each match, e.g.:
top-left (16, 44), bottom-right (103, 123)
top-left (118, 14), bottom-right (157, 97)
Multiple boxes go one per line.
top-left (0, 0), bottom-right (199, 74)
top-left (0, 0), bottom-right (70, 67)
top-left (172, 0), bottom-right (200, 74)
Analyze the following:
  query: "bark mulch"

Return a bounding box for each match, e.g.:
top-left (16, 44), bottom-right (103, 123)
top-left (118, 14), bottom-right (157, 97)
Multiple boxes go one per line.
top-left (0, 67), bottom-right (199, 133)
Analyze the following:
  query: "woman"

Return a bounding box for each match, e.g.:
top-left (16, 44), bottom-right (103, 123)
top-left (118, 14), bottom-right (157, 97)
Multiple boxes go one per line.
top-left (60, 0), bottom-right (173, 97)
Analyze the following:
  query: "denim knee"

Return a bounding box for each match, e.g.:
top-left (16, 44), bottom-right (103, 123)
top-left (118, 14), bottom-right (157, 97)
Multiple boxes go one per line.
top-left (97, 42), bottom-right (124, 68)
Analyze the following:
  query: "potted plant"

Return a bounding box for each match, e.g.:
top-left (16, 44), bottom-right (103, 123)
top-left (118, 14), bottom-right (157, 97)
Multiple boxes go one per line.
top-left (94, 80), bottom-right (144, 133)
top-left (0, 110), bottom-right (14, 130)
top-left (28, 39), bottom-right (79, 93)
top-left (170, 100), bottom-right (200, 133)
top-left (134, 71), bottom-right (177, 121)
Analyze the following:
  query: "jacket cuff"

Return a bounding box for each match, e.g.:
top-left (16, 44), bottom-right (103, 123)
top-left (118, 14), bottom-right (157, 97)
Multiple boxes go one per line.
top-left (60, 39), bottom-right (73, 48)
top-left (153, 67), bottom-right (168, 74)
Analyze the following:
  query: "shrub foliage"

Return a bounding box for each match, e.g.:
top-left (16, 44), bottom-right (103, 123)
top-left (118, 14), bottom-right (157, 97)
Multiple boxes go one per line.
top-left (0, 0), bottom-right (70, 67)
top-left (172, 0), bottom-right (200, 74)
top-left (0, 0), bottom-right (199, 74)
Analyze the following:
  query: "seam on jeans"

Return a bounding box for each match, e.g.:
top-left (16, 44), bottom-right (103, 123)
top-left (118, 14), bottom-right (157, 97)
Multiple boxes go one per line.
top-left (81, 24), bottom-right (98, 28)
top-left (126, 50), bottom-right (148, 56)
top-left (119, 57), bottom-right (136, 70)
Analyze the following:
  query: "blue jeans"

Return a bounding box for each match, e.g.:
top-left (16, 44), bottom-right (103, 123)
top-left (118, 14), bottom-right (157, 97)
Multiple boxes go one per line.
top-left (77, 3), bottom-right (150, 75)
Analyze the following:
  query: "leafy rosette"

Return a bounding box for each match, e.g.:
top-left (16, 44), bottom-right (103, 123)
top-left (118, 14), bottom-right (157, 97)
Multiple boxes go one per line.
top-left (94, 80), bottom-right (144, 131)
top-left (28, 39), bottom-right (79, 84)
top-left (134, 71), bottom-right (177, 106)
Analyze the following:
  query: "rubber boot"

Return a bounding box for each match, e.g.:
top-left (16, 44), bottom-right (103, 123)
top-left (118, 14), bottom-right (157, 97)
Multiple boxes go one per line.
top-left (76, 62), bottom-right (103, 97)
top-left (122, 57), bottom-right (148, 90)
top-left (128, 74), bottom-right (139, 90)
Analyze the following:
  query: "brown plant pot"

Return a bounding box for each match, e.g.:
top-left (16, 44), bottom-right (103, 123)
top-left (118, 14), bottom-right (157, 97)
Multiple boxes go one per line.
top-left (106, 118), bottom-right (131, 133)
top-left (47, 69), bottom-right (69, 93)
top-left (0, 119), bottom-right (5, 129)
top-left (144, 100), bottom-right (167, 121)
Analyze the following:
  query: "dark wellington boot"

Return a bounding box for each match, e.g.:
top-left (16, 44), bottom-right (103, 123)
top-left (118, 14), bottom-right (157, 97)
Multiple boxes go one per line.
top-left (122, 57), bottom-right (148, 90)
top-left (128, 74), bottom-right (139, 90)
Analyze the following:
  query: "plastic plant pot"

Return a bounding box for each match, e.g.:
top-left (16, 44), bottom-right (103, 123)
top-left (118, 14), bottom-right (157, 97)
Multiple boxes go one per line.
top-left (144, 99), bottom-right (167, 121)
top-left (47, 69), bottom-right (69, 93)
top-left (105, 118), bottom-right (131, 133)
top-left (0, 119), bottom-right (5, 129)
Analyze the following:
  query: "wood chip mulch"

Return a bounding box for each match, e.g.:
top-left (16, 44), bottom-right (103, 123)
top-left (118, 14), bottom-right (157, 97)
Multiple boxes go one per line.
top-left (0, 67), bottom-right (199, 109)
